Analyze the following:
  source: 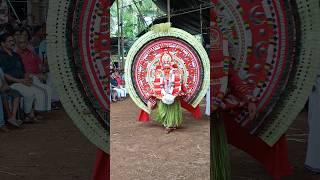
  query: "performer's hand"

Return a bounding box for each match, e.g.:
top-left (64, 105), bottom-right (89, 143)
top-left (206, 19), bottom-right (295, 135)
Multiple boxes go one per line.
top-left (248, 102), bottom-right (257, 121)
top-left (147, 101), bottom-right (153, 109)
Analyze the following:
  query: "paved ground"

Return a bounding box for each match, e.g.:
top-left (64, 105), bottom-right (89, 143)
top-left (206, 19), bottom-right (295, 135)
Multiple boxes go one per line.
top-left (0, 109), bottom-right (96, 180)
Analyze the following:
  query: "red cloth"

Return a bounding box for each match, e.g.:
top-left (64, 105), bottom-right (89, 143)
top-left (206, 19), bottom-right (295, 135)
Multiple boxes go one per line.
top-left (92, 149), bottom-right (109, 180)
top-left (115, 76), bottom-right (123, 86)
top-left (224, 113), bottom-right (293, 180)
top-left (180, 100), bottom-right (201, 119)
top-left (138, 110), bottom-right (150, 122)
top-left (16, 48), bottom-right (42, 74)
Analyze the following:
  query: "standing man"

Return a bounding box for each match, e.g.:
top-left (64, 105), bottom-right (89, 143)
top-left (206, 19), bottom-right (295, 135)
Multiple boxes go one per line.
top-left (305, 75), bottom-right (320, 173)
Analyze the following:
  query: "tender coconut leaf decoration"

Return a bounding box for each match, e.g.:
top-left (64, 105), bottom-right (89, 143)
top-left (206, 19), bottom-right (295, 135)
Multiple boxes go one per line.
top-left (47, 0), bottom-right (109, 153)
top-left (211, 0), bottom-right (320, 146)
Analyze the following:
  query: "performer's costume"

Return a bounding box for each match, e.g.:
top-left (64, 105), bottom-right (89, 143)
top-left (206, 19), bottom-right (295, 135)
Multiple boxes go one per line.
top-left (125, 23), bottom-right (210, 131)
top-left (210, 0), bottom-right (320, 180)
top-left (146, 53), bottom-right (185, 129)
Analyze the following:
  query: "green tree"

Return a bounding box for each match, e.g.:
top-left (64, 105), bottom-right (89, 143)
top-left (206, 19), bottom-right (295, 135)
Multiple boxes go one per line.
top-left (110, 0), bottom-right (164, 38)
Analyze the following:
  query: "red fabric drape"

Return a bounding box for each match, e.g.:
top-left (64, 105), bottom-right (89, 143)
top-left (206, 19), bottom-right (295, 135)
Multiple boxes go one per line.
top-left (92, 149), bottom-right (110, 180)
top-left (224, 113), bottom-right (293, 180)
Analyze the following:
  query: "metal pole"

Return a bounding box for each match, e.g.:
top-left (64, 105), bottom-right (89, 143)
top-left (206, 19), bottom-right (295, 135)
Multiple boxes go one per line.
top-left (200, 4), bottom-right (203, 43)
top-left (116, 0), bottom-right (121, 69)
top-left (120, 0), bottom-right (124, 70)
top-left (131, 0), bottom-right (147, 27)
top-left (6, 0), bottom-right (21, 23)
top-left (167, 0), bottom-right (170, 23)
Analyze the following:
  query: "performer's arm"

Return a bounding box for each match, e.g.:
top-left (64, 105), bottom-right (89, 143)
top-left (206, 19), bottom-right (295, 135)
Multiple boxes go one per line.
top-left (147, 96), bottom-right (157, 109)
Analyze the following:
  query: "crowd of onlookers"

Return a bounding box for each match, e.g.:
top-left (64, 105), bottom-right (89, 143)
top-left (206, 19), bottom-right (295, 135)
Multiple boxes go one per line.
top-left (110, 66), bottom-right (128, 102)
top-left (0, 22), bottom-right (60, 132)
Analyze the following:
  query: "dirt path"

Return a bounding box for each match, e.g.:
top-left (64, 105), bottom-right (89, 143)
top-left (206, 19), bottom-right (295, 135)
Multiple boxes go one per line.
top-left (111, 98), bottom-right (210, 180)
top-left (111, 98), bottom-right (320, 180)
top-left (1, 99), bottom-right (319, 180)
top-left (0, 110), bottom-right (96, 180)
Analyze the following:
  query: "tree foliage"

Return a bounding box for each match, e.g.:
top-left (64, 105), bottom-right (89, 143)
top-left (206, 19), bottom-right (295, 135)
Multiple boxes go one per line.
top-left (110, 0), bottom-right (164, 38)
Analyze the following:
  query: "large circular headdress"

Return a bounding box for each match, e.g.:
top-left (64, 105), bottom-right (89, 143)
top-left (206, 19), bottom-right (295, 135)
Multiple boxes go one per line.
top-left (125, 24), bottom-right (210, 113)
top-left (211, 0), bottom-right (320, 145)
top-left (211, 0), bottom-right (320, 178)
top-left (47, 0), bottom-right (109, 153)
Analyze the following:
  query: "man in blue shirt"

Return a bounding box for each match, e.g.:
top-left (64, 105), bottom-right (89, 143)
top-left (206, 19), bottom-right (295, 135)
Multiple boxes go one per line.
top-left (0, 33), bottom-right (51, 121)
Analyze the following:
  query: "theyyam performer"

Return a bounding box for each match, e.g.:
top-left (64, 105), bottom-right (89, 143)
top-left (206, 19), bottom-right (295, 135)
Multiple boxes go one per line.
top-left (125, 22), bottom-right (210, 133)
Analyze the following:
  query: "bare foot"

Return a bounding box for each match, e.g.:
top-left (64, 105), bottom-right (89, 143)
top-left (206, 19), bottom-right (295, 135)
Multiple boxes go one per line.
top-left (165, 127), bottom-right (174, 134)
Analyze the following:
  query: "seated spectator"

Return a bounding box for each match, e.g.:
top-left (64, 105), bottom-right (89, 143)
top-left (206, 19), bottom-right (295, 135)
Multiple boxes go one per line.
top-left (111, 73), bottom-right (126, 99)
top-left (114, 70), bottom-right (127, 95)
top-left (0, 33), bottom-right (51, 121)
top-left (16, 37), bottom-right (59, 109)
top-left (110, 87), bottom-right (118, 102)
top-left (16, 37), bottom-right (46, 81)
top-left (20, 28), bottom-right (32, 44)
top-left (0, 67), bottom-right (22, 127)
top-left (15, 28), bottom-right (35, 53)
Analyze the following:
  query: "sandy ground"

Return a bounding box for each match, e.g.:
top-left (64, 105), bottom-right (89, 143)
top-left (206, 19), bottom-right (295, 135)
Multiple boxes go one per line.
top-left (0, 109), bottom-right (96, 180)
top-left (111, 98), bottom-right (320, 180)
top-left (110, 99), bottom-right (210, 180)
top-left (0, 99), bottom-right (319, 180)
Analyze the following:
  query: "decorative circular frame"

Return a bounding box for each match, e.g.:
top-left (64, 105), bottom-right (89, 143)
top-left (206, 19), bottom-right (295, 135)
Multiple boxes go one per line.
top-left (211, 0), bottom-right (320, 146)
top-left (125, 28), bottom-right (210, 113)
top-left (47, 0), bottom-right (109, 153)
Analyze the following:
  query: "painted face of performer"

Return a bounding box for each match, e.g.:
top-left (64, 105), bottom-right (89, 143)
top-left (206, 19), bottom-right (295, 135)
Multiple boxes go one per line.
top-left (164, 66), bottom-right (170, 76)
top-left (161, 53), bottom-right (172, 76)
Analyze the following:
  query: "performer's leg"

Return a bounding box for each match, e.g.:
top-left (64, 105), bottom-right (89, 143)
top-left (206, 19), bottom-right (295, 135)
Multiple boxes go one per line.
top-left (156, 100), bottom-right (182, 133)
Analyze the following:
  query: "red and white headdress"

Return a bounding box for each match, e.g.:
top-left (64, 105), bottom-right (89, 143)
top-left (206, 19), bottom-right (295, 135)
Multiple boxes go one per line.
top-left (160, 52), bottom-right (174, 69)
